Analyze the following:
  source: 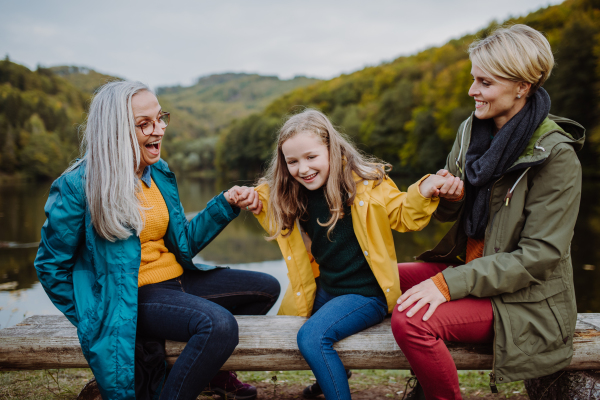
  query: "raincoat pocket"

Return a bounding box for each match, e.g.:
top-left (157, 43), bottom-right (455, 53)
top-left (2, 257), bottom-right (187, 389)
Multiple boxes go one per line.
top-left (501, 278), bottom-right (567, 356)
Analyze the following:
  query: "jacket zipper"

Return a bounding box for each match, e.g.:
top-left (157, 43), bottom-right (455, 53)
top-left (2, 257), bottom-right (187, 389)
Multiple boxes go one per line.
top-left (489, 309), bottom-right (498, 393)
top-left (485, 179), bottom-right (501, 393)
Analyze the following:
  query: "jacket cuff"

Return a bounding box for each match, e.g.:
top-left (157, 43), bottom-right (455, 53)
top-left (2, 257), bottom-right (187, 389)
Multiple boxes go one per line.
top-left (431, 273), bottom-right (451, 302)
top-left (207, 192), bottom-right (240, 225)
top-left (441, 266), bottom-right (469, 300)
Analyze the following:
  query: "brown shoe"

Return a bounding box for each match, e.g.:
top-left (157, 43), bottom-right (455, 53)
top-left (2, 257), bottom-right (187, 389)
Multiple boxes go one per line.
top-left (77, 378), bottom-right (103, 400)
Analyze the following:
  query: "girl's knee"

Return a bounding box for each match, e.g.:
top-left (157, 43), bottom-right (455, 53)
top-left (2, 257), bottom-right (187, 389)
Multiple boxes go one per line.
top-left (297, 321), bottom-right (323, 355)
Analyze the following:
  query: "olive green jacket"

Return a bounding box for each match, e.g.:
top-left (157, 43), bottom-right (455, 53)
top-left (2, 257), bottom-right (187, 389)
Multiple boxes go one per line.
top-left (418, 114), bottom-right (585, 386)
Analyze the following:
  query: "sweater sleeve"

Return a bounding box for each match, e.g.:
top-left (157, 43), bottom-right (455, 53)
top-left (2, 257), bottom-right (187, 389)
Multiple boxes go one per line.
top-left (431, 273), bottom-right (451, 302)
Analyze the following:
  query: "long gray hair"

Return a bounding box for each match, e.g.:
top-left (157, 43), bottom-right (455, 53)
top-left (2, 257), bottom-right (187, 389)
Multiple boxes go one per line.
top-left (68, 81), bottom-right (150, 241)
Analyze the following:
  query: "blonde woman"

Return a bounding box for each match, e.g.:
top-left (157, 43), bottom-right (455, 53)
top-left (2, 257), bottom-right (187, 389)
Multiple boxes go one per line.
top-left (34, 81), bottom-right (279, 400)
top-left (392, 25), bottom-right (585, 399)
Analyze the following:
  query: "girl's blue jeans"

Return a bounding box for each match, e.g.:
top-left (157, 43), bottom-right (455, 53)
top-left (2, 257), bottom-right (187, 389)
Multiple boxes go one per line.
top-left (136, 268), bottom-right (280, 400)
top-left (297, 283), bottom-right (388, 400)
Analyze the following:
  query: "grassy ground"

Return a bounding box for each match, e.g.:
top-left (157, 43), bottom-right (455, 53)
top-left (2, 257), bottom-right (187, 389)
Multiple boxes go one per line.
top-left (0, 369), bottom-right (528, 399)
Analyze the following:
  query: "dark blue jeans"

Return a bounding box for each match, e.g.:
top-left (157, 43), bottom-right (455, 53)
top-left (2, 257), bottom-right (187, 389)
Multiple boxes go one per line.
top-left (137, 268), bottom-right (280, 400)
top-left (297, 284), bottom-right (388, 400)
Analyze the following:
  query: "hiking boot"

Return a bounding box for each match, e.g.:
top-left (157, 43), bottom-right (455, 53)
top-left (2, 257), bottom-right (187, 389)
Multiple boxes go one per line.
top-left (302, 370), bottom-right (352, 398)
top-left (403, 376), bottom-right (425, 400)
top-left (206, 371), bottom-right (257, 400)
top-left (76, 378), bottom-right (103, 400)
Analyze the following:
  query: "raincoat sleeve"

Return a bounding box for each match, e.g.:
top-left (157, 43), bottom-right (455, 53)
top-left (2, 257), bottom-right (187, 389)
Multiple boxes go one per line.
top-left (434, 121), bottom-right (466, 223)
top-left (383, 176), bottom-right (439, 232)
top-left (186, 191), bottom-right (240, 255)
top-left (34, 175), bottom-right (85, 327)
top-left (442, 144), bottom-right (582, 299)
top-left (253, 184), bottom-right (271, 233)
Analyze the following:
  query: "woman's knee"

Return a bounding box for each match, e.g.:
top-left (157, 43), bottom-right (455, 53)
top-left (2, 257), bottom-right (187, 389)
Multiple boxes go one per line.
top-left (391, 307), bottom-right (425, 347)
top-left (263, 273), bottom-right (281, 299)
top-left (192, 307), bottom-right (239, 350)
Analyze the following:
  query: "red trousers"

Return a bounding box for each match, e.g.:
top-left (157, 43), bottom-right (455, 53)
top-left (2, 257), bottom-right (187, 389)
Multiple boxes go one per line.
top-left (391, 263), bottom-right (494, 400)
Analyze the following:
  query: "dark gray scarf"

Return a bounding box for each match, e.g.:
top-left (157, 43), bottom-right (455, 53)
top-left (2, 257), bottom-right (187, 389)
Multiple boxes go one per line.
top-left (463, 87), bottom-right (551, 239)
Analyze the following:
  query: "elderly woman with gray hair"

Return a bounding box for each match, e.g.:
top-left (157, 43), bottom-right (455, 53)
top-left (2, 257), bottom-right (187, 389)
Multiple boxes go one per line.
top-left (34, 81), bottom-right (280, 400)
top-left (391, 25), bottom-right (585, 399)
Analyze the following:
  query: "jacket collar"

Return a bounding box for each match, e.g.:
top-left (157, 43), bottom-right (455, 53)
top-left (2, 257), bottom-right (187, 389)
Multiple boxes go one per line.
top-left (460, 113), bottom-right (586, 173)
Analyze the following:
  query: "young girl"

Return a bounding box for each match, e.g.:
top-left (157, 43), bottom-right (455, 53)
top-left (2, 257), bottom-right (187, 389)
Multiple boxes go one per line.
top-left (247, 109), bottom-right (459, 400)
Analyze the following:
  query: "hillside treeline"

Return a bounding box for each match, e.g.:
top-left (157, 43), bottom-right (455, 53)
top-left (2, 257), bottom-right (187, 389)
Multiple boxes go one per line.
top-left (216, 0), bottom-right (600, 179)
top-left (0, 58), bottom-right (88, 179)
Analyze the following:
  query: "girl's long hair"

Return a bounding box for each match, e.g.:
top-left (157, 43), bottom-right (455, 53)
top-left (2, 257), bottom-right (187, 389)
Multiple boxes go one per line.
top-left (259, 109), bottom-right (390, 240)
top-left (66, 81), bottom-right (149, 242)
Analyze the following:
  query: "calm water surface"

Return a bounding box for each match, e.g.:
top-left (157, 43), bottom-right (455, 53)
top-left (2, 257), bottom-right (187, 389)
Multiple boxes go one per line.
top-left (0, 177), bottom-right (598, 329)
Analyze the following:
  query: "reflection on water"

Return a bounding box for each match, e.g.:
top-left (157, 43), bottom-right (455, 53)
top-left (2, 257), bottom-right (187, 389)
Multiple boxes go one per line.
top-left (0, 176), bottom-right (599, 329)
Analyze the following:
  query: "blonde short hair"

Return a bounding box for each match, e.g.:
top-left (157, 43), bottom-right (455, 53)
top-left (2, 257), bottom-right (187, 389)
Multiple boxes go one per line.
top-left (469, 24), bottom-right (554, 94)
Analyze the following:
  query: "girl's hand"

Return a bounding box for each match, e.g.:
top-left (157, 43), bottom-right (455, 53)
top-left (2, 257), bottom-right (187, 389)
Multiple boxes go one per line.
top-left (419, 174), bottom-right (463, 199)
top-left (436, 170), bottom-right (464, 201)
top-left (396, 279), bottom-right (447, 321)
top-left (225, 186), bottom-right (263, 214)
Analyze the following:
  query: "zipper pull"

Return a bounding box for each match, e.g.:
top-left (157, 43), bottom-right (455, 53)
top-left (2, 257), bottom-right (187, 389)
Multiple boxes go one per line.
top-left (504, 189), bottom-right (513, 207)
top-left (455, 159), bottom-right (463, 175)
top-left (489, 372), bottom-right (498, 393)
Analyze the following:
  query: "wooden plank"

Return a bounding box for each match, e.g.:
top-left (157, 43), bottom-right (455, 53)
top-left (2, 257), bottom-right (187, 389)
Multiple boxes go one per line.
top-left (0, 314), bottom-right (599, 371)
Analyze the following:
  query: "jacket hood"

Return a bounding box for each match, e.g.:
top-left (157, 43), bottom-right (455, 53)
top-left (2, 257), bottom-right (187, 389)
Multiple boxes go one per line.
top-left (544, 114), bottom-right (585, 152)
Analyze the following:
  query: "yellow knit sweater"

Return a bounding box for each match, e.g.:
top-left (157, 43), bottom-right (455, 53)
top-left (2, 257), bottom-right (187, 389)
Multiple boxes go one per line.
top-left (137, 178), bottom-right (184, 287)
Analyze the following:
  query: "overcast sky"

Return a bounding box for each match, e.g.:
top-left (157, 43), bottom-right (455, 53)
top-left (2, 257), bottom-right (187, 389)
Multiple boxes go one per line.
top-left (0, 0), bottom-right (562, 89)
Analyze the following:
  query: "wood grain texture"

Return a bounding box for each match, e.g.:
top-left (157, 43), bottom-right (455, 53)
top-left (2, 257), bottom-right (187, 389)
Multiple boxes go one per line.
top-left (1, 314), bottom-right (599, 371)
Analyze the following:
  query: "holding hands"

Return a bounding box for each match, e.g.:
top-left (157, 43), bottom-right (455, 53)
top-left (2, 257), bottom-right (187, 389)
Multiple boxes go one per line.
top-left (398, 169), bottom-right (464, 320)
top-left (419, 170), bottom-right (464, 199)
top-left (224, 186), bottom-right (263, 214)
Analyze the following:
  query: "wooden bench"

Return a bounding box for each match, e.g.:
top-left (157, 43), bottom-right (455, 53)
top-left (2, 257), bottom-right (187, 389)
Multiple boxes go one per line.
top-left (1, 314), bottom-right (599, 372)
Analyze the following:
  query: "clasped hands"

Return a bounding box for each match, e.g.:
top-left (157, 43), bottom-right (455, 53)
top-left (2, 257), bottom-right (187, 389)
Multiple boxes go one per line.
top-left (224, 186), bottom-right (263, 214)
top-left (397, 169), bottom-right (463, 321)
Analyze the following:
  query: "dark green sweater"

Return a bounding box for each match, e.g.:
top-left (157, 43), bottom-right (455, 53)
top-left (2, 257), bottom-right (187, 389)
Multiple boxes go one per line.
top-left (300, 188), bottom-right (384, 298)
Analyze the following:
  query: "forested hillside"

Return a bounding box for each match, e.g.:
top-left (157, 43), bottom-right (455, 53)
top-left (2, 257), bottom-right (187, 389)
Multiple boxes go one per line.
top-left (50, 69), bottom-right (319, 176)
top-left (50, 66), bottom-right (122, 94)
top-left (0, 58), bottom-right (88, 180)
top-left (156, 73), bottom-right (319, 175)
top-left (216, 0), bottom-right (600, 179)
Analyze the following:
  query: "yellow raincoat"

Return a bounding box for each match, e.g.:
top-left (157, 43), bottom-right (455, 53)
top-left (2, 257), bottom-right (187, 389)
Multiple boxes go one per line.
top-left (254, 173), bottom-right (439, 316)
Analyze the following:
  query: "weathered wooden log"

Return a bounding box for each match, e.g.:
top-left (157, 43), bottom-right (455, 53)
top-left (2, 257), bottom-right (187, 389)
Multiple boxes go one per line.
top-left (0, 314), bottom-right (599, 372)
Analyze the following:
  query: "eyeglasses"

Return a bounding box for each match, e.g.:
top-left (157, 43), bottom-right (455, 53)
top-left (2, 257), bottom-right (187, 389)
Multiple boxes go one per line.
top-left (135, 112), bottom-right (170, 136)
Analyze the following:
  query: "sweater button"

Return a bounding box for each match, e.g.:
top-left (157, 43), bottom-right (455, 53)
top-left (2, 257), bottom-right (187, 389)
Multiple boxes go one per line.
top-left (386, 288), bottom-right (390, 292)
top-left (363, 180), bottom-right (369, 186)
top-left (287, 256), bottom-right (291, 260)
top-left (296, 292), bottom-right (301, 296)
top-left (364, 251), bottom-right (368, 256)
top-left (359, 201), bottom-right (364, 206)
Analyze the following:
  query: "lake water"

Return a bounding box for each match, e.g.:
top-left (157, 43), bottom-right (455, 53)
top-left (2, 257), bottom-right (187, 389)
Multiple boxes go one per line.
top-left (1, 176), bottom-right (598, 329)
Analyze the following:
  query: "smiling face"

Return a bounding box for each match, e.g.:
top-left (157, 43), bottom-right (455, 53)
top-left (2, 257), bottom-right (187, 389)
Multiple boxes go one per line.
top-left (281, 131), bottom-right (330, 190)
top-left (468, 63), bottom-right (530, 131)
top-left (131, 90), bottom-right (165, 176)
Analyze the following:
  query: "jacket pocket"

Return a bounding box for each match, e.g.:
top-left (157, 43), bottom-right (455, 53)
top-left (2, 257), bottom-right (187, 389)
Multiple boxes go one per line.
top-left (501, 278), bottom-right (567, 356)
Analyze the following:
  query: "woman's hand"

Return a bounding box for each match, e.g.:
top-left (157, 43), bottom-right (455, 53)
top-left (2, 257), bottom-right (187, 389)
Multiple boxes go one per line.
top-left (396, 279), bottom-right (447, 321)
top-left (224, 186), bottom-right (263, 214)
top-left (435, 170), bottom-right (464, 201)
top-left (419, 174), bottom-right (462, 198)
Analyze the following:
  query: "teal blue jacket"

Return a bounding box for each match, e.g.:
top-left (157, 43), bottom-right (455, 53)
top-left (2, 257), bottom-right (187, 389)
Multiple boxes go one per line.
top-left (34, 159), bottom-right (239, 400)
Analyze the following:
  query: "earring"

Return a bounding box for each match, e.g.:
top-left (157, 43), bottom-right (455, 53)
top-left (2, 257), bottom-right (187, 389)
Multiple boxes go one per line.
top-left (517, 94), bottom-right (522, 99)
